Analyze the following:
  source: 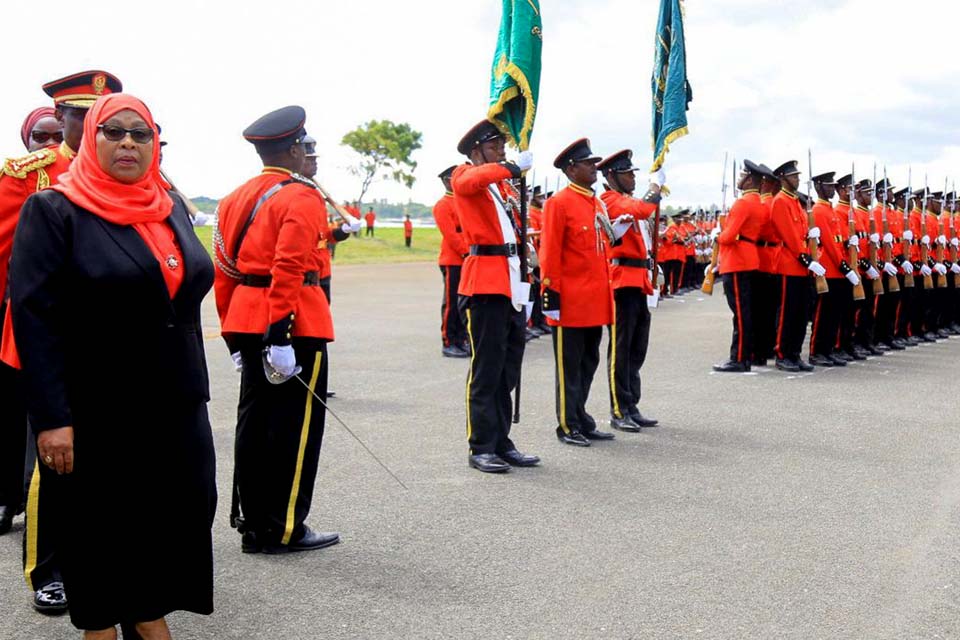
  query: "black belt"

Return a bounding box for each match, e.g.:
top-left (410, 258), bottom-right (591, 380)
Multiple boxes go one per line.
top-left (469, 243), bottom-right (517, 257)
top-left (738, 235), bottom-right (758, 244)
top-left (612, 257), bottom-right (654, 269)
top-left (756, 240), bottom-right (781, 248)
top-left (239, 271), bottom-right (321, 287)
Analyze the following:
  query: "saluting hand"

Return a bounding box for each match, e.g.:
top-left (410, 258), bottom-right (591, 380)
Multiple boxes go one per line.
top-left (37, 426), bottom-right (75, 475)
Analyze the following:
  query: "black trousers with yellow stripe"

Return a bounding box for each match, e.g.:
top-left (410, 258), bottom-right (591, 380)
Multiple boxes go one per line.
top-left (0, 359), bottom-right (27, 514)
top-left (235, 336), bottom-right (328, 546)
top-left (22, 454), bottom-right (63, 591)
top-left (607, 287), bottom-right (651, 420)
top-left (552, 325), bottom-right (602, 436)
top-left (461, 294), bottom-right (524, 456)
top-left (810, 278), bottom-right (846, 358)
top-left (440, 266), bottom-right (466, 348)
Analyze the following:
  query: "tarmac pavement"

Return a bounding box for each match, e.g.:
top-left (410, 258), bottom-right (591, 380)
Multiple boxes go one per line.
top-left (3, 263), bottom-right (960, 639)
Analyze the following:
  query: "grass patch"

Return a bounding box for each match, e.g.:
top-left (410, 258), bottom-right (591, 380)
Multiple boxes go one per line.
top-left (191, 225), bottom-right (440, 265)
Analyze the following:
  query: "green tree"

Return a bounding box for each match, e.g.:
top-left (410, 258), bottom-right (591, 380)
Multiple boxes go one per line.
top-left (341, 120), bottom-right (422, 204)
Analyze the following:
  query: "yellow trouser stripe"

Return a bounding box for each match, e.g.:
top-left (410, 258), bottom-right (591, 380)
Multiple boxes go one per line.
top-left (465, 309), bottom-right (475, 444)
top-left (556, 326), bottom-right (569, 433)
top-left (609, 298), bottom-right (622, 419)
top-left (282, 351), bottom-right (322, 545)
top-left (23, 462), bottom-right (40, 590)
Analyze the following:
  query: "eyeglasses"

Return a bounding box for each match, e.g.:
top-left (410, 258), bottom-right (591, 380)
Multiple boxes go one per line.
top-left (97, 124), bottom-right (155, 144)
top-left (31, 130), bottom-right (64, 145)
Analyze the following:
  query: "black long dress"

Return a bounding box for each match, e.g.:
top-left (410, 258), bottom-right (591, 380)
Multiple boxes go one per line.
top-left (10, 189), bottom-right (216, 631)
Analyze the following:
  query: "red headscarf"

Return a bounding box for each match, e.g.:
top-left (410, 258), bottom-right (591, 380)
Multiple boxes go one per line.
top-left (20, 107), bottom-right (56, 150)
top-left (53, 93), bottom-right (172, 225)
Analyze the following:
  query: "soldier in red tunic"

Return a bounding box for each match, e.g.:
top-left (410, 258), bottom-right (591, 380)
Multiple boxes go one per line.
top-left (453, 120), bottom-right (539, 473)
top-left (432, 165), bottom-right (470, 357)
top-left (540, 139), bottom-right (624, 447)
top-left (214, 106), bottom-right (339, 553)
top-left (0, 71), bottom-right (122, 615)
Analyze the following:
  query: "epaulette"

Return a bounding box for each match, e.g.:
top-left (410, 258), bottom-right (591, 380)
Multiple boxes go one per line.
top-left (2, 148), bottom-right (57, 179)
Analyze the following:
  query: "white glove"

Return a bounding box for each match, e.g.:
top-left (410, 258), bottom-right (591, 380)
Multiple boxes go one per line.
top-left (516, 151), bottom-right (534, 172)
top-left (883, 262), bottom-right (898, 276)
top-left (866, 266), bottom-right (881, 280)
top-left (544, 310), bottom-right (560, 321)
top-left (808, 261), bottom-right (826, 277)
top-left (710, 227), bottom-right (721, 241)
top-left (921, 234), bottom-right (931, 246)
top-left (952, 237), bottom-right (959, 248)
top-left (845, 271), bottom-right (861, 286)
top-left (650, 168), bottom-right (666, 187)
top-left (939, 234), bottom-right (948, 246)
top-left (902, 260), bottom-right (915, 275)
top-left (921, 264), bottom-right (933, 277)
top-left (903, 230), bottom-right (914, 241)
top-left (705, 247), bottom-right (713, 256)
top-left (695, 249), bottom-right (703, 257)
top-left (344, 219), bottom-right (362, 233)
top-left (869, 233), bottom-right (881, 245)
top-left (266, 345), bottom-right (297, 377)
top-left (611, 215), bottom-right (634, 240)
top-left (848, 235), bottom-right (860, 248)
top-left (230, 351), bottom-right (243, 372)
top-left (807, 227), bottom-right (821, 240)
top-left (951, 263), bottom-right (960, 275)
top-left (883, 232), bottom-right (894, 244)
top-left (935, 263), bottom-right (948, 275)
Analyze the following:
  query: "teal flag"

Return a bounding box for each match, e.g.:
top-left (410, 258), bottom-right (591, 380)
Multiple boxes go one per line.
top-left (651, 0), bottom-right (692, 171)
top-left (488, 0), bottom-right (543, 151)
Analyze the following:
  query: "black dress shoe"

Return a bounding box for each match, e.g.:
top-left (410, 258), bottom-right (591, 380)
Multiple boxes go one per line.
top-left (499, 449), bottom-right (540, 467)
top-left (937, 328), bottom-right (951, 338)
top-left (884, 340), bottom-right (906, 351)
top-left (950, 323), bottom-right (960, 334)
top-left (33, 581), bottom-right (68, 615)
top-left (524, 328), bottom-right (539, 342)
top-left (846, 349), bottom-right (867, 361)
top-left (262, 526), bottom-right (340, 554)
top-left (796, 360), bottom-right (814, 372)
top-left (874, 343), bottom-right (890, 351)
top-left (629, 411), bottom-right (659, 427)
top-left (775, 358), bottom-right (800, 372)
top-left (0, 505), bottom-right (13, 536)
top-left (906, 335), bottom-right (921, 345)
top-left (865, 345), bottom-right (884, 356)
top-left (241, 531), bottom-right (261, 554)
top-left (556, 429), bottom-right (590, 447)
top-left (834, 351), bottom-right (854, 362)
top-left (809, 354), bottom-right (834, 367)
top-left (828, 353), bottom-right (848, 366)
top-left (923, 332), bottom-right (939, 342)
top-left (442, 345), bottom-right (470, 358)
top-left (468, 453), bottom-right (511, 473)
top-left (712, 359), bottom-right (750, 373)
top-left (582, 429), bottom-right (615, 440)
top-left (610, 415), bottom-right (641, 432)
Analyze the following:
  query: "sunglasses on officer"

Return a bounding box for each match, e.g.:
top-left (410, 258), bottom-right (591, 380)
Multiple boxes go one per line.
top-left (31, 130), bottom-right (64, 145)
top-left (97, 124), bottom-right (155, 144)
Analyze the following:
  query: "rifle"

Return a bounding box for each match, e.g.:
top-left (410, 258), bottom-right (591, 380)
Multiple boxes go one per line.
top-left (936, 178), bottom-right (949, 288)
top-left (920, 175), bottom-right (934, 289)
top-left (903, 167), bottom-right (915, 288)
top-left (880, 166), bottom-right (899, 293)
top-left (848, 163), bottom-right (866, 301)
top-left (702, 153), bottom-right (730, 295)
top-left (867, 164), bottom-right (884, 296)
top-left (308, 178), bottom-right (360, 226)
top-left (808, 150), bottom-right (829, 295)
top-left (513, 174), bottom-right (528, 424)
top-left (951, 183), bottom-right (959, 267)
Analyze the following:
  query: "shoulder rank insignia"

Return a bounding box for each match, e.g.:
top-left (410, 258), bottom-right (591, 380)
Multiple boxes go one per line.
top-left (2, 148), bottom-right (57, 179)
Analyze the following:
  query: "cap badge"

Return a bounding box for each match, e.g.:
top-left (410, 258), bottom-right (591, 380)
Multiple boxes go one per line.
top-left (93, 74), bottom-right (107, 95)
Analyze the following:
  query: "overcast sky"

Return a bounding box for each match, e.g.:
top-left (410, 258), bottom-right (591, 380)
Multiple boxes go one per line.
top-left (3, 0), bottom-right (960, 208)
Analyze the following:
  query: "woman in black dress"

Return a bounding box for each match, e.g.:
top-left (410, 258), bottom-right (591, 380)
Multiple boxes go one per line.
top-left (9, 93), bottom-right (216, 639)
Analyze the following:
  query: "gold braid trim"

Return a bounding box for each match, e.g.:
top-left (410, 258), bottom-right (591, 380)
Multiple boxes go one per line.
top-left (2, 149), bottom-right (57, 179)
top-left (36, 169), bottom-right (50, 191)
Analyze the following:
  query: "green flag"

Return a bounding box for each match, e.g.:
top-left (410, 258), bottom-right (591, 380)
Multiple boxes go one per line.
top-left (651, 0), bottom-right (692, 171)
top-left (487, 0), bottom-right (543, 151)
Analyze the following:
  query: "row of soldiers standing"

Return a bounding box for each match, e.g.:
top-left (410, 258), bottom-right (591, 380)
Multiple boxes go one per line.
top-left (712, 159), bottom-right (960, 374)
top-left (433, 122), bottom-right (666, 474)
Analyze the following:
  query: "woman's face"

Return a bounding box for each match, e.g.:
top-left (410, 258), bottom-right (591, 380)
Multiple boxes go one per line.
top-left (95, 109), bottom-right (154, 184)
top-left (28, 117), bottom-right (63, 152)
